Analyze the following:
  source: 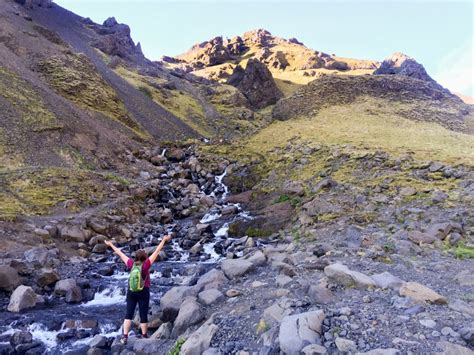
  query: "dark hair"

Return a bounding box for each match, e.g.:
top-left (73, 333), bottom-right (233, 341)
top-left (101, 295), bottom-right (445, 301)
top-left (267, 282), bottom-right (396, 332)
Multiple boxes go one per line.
top-left (135, 249), bottom-right (147, 263)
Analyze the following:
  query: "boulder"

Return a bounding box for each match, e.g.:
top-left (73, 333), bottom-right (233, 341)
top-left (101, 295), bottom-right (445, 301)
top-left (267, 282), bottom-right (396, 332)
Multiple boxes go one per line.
top-left (160, 286), bottom-right (198, 322)
top-left (335, 337), bottom-right (356, 352)
top-left (398, 282), bottom-right (447, 304)
top-left (172, 297), bottom-right (205, 337)
top-left (371, 272), bottom-right (403, 290)
top-left (324, 263), bottom-right (376, 289)
top-left (0, 265), bottom-right (20, 291)
top-left (133, 339), bottom-right (170, 353)
top-left (54, 278), bottom-right (78, 296)
top-left (151, 322), bottom-right (172, 339)
top-left (263, 299), bottom-right (292, 325)
top-left (279, 310), bottom-right (325, 354)
top-left (10, 331), bottom-right (33, 347)
top-left (308, 284), bottom-right (335, 304)
top-left (59, 225), bottom-right (89, 242)
top-left (245, 250), bottom-right (266, 267)
top-left (35, 268), bottom-right (59, 287)
top-left (8, 285), bottom-right (37, 312)
top-left (92, 244), bottom-right (107, 254)
top-left (408, 231), bottom-right (437, 244)
top-left (227, 58), bottom-right (283, 109)
top-left (221, 258), bottom-right (254, 279)
top-left (65, 286), bottom-right (83, 303)
top-left (89, 335), bottom-right (107, 348)
top-left (196, 269), bottom-right (227, 291)
top-left (198, 289), bottom-right (224, 306)
top-left (180, 319), bottom-right (218, 355)
top-left (24, 247), bottom-right (57, 266)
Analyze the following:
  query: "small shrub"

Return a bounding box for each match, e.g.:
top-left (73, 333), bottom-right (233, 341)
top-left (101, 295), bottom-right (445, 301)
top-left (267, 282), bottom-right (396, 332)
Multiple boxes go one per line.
top-left (168, 338), bottom-right (186, 355)
top-left (138, 86), bottom-right (153, 99)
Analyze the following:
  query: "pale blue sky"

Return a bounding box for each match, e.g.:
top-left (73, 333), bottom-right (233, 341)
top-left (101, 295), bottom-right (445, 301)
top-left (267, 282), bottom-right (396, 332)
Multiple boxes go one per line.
top-left (56, 1), bottom-right (473, 96)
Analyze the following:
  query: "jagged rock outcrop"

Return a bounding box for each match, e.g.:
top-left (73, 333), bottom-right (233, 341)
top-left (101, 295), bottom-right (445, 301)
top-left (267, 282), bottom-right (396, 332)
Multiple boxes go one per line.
top-left (85, 17), bottom-right (145, 61)
top-left (227, 58), bottom-right (283, 109)
top-left (374, 52), bottom-right (444, 90)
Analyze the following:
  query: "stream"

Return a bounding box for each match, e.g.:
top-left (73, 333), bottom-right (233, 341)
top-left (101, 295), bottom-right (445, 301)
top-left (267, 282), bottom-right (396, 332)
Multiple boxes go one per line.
top-left (0, 168), bottom-right (254, 354)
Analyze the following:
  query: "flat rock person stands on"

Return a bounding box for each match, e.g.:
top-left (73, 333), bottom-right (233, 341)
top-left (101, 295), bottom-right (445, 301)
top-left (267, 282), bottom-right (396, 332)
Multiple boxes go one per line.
top-left (104, 235), bottom-right (172, 344)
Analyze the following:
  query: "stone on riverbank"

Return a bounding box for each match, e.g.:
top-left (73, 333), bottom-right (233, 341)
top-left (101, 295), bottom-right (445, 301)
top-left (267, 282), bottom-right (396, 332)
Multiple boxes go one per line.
top-left (221, 258), bottom-right (254, 279)
top-left (399, 282), bottom-right (447, 304)
top-left (0, 265), bottom-right (21, 291)
top-left (279, 310), bottom-right (325, 354)
top-left (324, 263), bottom-right (376, 289)
top-left (8, 285), bottom-right (37, 312)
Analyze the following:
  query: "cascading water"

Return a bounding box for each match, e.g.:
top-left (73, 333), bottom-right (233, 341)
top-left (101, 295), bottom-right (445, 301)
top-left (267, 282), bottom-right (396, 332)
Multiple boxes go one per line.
top-left (0, 165), bottom-right (254, 354)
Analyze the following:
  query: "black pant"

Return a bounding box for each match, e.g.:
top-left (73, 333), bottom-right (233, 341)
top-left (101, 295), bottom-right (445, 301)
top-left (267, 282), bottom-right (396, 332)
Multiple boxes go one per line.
top-left (125, 288), bottom-right (150, 323)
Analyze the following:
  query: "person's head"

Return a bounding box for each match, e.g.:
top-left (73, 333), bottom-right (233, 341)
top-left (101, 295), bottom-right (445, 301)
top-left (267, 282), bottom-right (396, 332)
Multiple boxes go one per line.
top-left (135, 249), bottom-right (147, 263)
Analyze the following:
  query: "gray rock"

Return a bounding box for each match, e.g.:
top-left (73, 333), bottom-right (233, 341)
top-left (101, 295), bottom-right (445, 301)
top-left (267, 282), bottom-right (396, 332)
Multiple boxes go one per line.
top-left (59, 225), bottom-right (89, 242)
top-left (407, 231), bottom-right (437, 244)
top-left (180, 319), bottom-right (218, 355)
top-left (246, 250), bottom-right (266, 267)
top-left (263, 299), bottom-right (292, 325)
top-left (160, 285), bottom-right (198, 322)
top-left (276, 275), bottom-right (292, 288)
top-left (35, 268), bottom-right (59, 287)
top-left (302, 344), bottom-right (327, 354)
top-left (335, 337), bottom-right (356, 352)
top-left (10, 331), bottom-right (33, 346)
top-left (151, 322), bottom-right (172, 339)
top-left (196, 269), bottom-right (227, 291)
top-left (221, 258), bottom-right (254, 279)
top-left (54, 279), bottom-right (77, 296)
top-left (89, 335), bottom-right (107, 348)
top-left (133, 339), bottom-right (169, 353)
top-left (308, 284), bottom-right (335, 304)
top-left (0, 265), bottom-right (20, 291)
top-left (172, 297), bottom-right (205, 337)
top-left (8, 285), bottom-right (37, 312)
top-left (324, 263), bottom-right (376, 289)
top-left (279, 310), bottom-right (325, 354)
top-left (65, 286), bottom-right (83, 303)
top-left (371, 272), bottom-right (403, 290)
top-left (420, 319), bottom-right (436, 328)
top-left (198, 289), bottom-right (224, 306)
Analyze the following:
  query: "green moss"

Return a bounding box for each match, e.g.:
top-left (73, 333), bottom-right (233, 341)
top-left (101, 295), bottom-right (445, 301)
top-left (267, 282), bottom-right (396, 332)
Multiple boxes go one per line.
top-left (0, 167), bottom-right (110, 220)
top-left (452, 244), bottom-right (474, 259)
top-left (0, 66), bottom-right (62, 132)
top-left (36, 53), bottom-right (148, 138)
top-left (274, 194), bottom-right (290, 204)
top-left (168, 338), bottom-right (186, 355)
top-left (59, 148), bottom-right (96, 170)
top-left (245, 227), bottom-right (272, 238)
top-left (103, 173), bottom-right (130, 186)
top-left (114, 66), bottom-right (210, 136)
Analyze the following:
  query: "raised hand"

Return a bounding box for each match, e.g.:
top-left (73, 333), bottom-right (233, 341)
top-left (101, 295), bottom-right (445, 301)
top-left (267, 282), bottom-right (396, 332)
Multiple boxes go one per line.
top-left (104, 240), bottom-right (114, 248)
top-left (163, 234), bottom-right (172, 243)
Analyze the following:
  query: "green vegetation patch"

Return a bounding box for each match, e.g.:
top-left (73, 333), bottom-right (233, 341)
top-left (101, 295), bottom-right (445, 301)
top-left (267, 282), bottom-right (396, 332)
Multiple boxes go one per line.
top-left (114, 66), bottom-right (209, 136)
top-left (0, 66), bottom-right (62, 132)
top-left (36, 53), bottom-right (147, 138)
top-left (0, 167), bottom-right (110, 221)
top-left (167, 338), bottom-right (186, 355)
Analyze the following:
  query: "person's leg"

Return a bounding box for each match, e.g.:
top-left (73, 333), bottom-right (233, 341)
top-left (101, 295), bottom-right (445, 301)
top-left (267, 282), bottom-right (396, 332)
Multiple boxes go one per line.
top-left (138, 288), bottom-right (150, 337)
top-left (123, 291), bottom-right (138, 338)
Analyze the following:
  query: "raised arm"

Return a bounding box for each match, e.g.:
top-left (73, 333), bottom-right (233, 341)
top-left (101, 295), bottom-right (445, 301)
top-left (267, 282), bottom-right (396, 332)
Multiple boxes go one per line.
top-left (104, 240), bottom-right (130, 265)
top-left (149, 235), bottom-right (171, 264)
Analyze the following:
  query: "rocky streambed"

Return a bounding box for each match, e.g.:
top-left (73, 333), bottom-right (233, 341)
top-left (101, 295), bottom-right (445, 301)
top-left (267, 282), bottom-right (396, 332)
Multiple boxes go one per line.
top-left (0, 145), bottom-right (473, 355)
